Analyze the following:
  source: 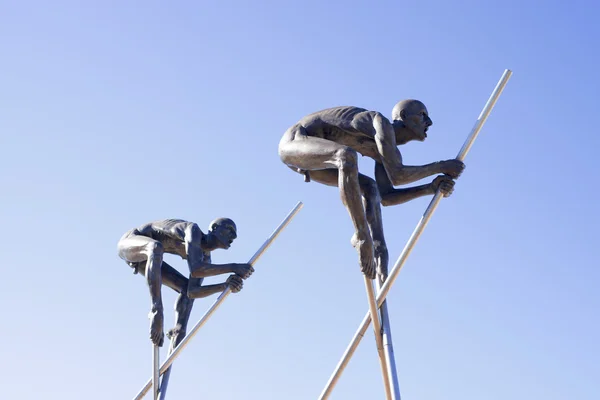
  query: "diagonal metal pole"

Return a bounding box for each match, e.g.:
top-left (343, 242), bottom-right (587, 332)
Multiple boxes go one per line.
top-left (133, 201), bottom-right (304, 400)
top-left (318, 69), bottom-right (513, 400)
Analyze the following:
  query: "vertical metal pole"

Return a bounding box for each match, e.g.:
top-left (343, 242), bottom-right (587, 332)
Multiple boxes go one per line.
top-left (363, 277), bottom-right (393, 399)
top-left (377, 278), bottom-right (401, 400)
top-left (152, 345), bottom-right (159, 400)
top-left (318, 69), bottom-right (513, 400)
top-left (157, 334), bottom-right (178, 400)
top-left (133, 202), bottom-right (304, 400)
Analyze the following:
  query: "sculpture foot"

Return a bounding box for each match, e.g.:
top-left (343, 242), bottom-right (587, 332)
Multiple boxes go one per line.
top-left (351, 233), bottom-right (376, 280)
top-left (149, 308), bottom-right (164, 347)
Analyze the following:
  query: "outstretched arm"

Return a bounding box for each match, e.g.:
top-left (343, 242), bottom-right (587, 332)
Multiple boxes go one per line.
top-left (374, 162), bottom-right (434, 206)
top-left (375, 163), bottom-right (455, 206)
top-left (187, 275), bottom-right (244, 299)
top-left (182, 224), bottom-right (254, 279)
top-left (368, 113), bottom-right (463, 185)
top-left (188, 283), bottom-right (226, 298)
top-left (189, 261), bottom-right (253, 278)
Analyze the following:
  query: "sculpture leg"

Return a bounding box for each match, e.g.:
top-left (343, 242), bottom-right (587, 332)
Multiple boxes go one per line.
top-left (362, 180), bottom-right (401, 399)
top-left (118, 230), bottom-right (198, 400)
top-left (118, 233), bottom-right (166, 347)
top-left (125, 257), bottom-right (192, 400)
top-left (279, 126), bottom-right (375, 278)
top-left (140, 261), bottom-right (194, 400)
top-left (154, 262), bottom-right (194, 400)
top-left (361, 180), bottom-right (402, 400)
top-left (159, 291), bottom-right (194, 400)
top-left (301, 169), bottom-right (394, 399)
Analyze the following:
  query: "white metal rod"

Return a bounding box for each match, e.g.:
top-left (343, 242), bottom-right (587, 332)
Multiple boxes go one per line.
top-left (363, 276), bottom-right (393, 400)
top-left (133, 201), bottom-right (304, 400)
top-left (152, 345), bottom-right (159, 400)
top-left (318, 69), bottom-right (512, 399)
top-left (378, 281), bottom-right (401, 399)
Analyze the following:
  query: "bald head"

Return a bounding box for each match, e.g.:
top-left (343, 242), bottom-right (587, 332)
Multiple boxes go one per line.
top-left (209, 217), bottom-right (237, 233)
top-left (392, 99), bottom-right (428, 122)
top-left (208, 217), bottom-right (237, 249)
top-left (391, 99), bottom-right (432, 142)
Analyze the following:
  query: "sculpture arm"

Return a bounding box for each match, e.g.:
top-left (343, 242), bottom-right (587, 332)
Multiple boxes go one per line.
top-left (181, 223), bottom-right (245, 278)
top-left (189, 262), bottom-right (243, 278)
top-left (188, 275), bottom-right (244, 298)
top-left (370, 113), bottom-right (445, 185)
top-left (375, 162), bottom-right (435, 206)
top-left (187, 283), bottom-right (227, 299)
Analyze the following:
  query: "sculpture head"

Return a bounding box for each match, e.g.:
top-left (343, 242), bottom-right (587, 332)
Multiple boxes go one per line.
top-left (207, 217), bottom-right (237, 249)
top-left (391, 99), bottom-right (432, 143)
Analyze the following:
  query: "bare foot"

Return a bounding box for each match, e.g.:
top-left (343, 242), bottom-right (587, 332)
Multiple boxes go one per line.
top-left (166, 325), bottom-right (181, 340)
top-left (149, 308), bottom-right (164, 347)
top-left (373, 240), bottom-right (389, 283)
top-left (351, 232), bottom-right (376, 279)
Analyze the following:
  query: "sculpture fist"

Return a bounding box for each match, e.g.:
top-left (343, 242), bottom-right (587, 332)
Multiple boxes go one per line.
top-left (234, 263), bottom-right (255, 279)
top-left (440, 159), bottom-right (465, 179)
top-left (431, 175), bottom-right (455, 197)
top-left (227, 275), bottom-right (244, 293)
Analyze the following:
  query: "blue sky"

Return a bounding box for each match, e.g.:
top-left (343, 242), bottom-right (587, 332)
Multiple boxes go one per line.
top-left (1, 1), bottom-right (598, 399)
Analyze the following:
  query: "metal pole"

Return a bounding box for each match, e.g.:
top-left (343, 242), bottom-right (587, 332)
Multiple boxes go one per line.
top-left (377, 280), bottom-right (401, 399)
top-left (152, 345), bottom-right (159, 400)
top-left (363, 277), bottom-right (393, 399)
top-left (157, 333), bottom-right (178, 400)
top-left (133, 201), bottom-right (304, 400)
top-left (318, 69), bottom-right (513, 400)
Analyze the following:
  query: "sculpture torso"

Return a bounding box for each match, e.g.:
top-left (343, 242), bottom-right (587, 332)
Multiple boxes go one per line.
top-left (137, 219), bottom-right (200, 260)
top-left (298, 106), bottom-right (385, 160)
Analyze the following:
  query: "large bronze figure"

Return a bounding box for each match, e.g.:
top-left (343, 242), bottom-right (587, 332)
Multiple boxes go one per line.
top-left (279, 100), bottom-right (465, 280)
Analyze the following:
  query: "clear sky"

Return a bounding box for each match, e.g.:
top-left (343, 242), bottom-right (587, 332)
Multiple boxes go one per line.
top-left (1, 1), bottom-right (598, 399)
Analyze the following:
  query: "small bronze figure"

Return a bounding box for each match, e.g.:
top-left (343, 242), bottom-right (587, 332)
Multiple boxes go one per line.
top-left (117, 218), bottom-right (254, 347)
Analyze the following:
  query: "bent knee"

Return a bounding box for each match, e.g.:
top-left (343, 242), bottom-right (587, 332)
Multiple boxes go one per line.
top-left (278, 124), bottom-right (305, 156)
top-left (145, 241), bottom-right (164, 258)
top-left (335, 147), bottom-right (358, 170)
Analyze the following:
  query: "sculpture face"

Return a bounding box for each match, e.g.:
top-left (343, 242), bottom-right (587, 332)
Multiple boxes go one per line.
top-left (392, 99), bottom-right (433, 142)
top-left (209, 218), bottom-right (237, 249)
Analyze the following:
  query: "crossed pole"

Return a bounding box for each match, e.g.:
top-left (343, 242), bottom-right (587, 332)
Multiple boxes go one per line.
top-left (321, 69), bottom-right (513, 399)
top-left (134, 201), bottom-right (304, 400)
